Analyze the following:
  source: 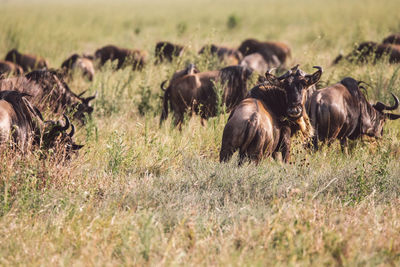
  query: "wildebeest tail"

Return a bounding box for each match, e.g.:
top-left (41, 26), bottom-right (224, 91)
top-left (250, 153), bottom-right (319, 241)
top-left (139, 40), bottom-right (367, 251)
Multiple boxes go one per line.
top-left (159, 86), bottom-right (170, 126)
top-left (240, 112), bottom-right (259, 153)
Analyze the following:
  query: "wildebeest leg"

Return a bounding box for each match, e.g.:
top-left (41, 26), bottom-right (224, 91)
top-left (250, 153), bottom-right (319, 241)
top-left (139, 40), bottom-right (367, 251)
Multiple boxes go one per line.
top-left (312, 129), bottom-right (319, 151)
top-left (340, 138), bottom-right (348, 154)
top-left (173, 112), bottom-right (184, 130)
top-left (277, 126), bottom-right (291, 163)
top-left (238, 152), bottom-right (247, 166)
top-left (200, 117), bottom-right (205, 126)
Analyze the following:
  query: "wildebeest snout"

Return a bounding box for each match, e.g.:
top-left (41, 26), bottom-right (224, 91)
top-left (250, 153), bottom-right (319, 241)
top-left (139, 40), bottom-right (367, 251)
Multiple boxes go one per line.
top-left (287, 105), bottom-right (303, 118)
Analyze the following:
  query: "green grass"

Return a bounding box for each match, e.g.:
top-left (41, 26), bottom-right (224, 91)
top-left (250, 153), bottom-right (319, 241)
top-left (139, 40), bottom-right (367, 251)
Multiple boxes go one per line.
top-left (1, 0), bottom-right (400, 265)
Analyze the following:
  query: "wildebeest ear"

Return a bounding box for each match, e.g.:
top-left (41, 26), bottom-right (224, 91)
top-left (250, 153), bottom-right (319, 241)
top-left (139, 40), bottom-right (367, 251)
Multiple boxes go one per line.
top-left (264, 69), bottom-right (280, 86)
top-left (385, 113), bottom-right (400, 120)
top-left (305, 66), bottom-right (323, 86)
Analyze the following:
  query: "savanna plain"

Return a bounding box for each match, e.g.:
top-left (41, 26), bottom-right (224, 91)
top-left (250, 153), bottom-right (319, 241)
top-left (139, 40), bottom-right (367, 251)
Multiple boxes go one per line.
top-left (1, 0), bottom-right (400, 265)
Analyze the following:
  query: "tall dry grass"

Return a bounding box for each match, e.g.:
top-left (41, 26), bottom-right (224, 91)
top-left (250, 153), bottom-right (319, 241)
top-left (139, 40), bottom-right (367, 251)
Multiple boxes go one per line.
top-left (1, 0), bottom-right (400, 265)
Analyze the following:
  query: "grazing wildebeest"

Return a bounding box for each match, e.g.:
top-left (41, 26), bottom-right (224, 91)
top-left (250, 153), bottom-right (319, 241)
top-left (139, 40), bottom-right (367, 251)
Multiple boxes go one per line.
top-left (94, 45), bottom-right (148, 70)
top-left (382, 34), bottom-right (400, 45)
top-left (219, 66), bottom-right (322, 164)
top-left (333, 41), bottom-right (400, 64)
top-left (61, 54), bottom-right (95, 81)
top-left (199, 44), bottom-right (243, 65)
top-left (0, 69), bottom-right (96, 123)
top-left (240, 53), bottom-right (271, 74)
top-left (307, 77), bottom-right (400, 150)
top-left (238, 39), bottom-right (291, 67)
top-left (0, 60), bottom-right (23, 78)
top-left (160, 65), bottom-right (253, 128)
top-left (0, 90), bottom-right (82, 155)
top-left (5, 49), bottom-right (48, 72)
top-left (154, 41), bottom-right (184, 63)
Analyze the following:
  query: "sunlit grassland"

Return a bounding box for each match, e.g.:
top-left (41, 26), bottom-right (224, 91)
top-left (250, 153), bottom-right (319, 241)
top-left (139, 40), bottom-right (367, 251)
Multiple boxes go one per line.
top-left (1, 0), bottom-right (400, 265)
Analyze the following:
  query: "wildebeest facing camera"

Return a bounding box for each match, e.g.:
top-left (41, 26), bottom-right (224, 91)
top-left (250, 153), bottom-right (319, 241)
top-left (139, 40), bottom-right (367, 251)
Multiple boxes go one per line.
top-left (2, 0), bottom-right (400, 264)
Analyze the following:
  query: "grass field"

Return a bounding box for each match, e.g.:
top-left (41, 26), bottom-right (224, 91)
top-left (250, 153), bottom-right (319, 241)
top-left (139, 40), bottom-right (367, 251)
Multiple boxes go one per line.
top-left (1, 0), bottom-right (400, 265)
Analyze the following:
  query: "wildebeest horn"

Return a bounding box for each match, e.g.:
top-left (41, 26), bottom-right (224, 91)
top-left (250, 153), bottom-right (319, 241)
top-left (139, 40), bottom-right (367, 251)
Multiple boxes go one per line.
top-left (312, 66), bottom-right (323, 73)
top-left (291, 64), bottom-right (300, 71)
top-left (59, 114), bottom-right (70, 131)
top-left (385, 93), bottom-right (399, 111)
top-left (267, 68), bottom-right (276, 75)
top-left (357, 81), bottom-right (371, 88)
top-left (69, 124), bottom-right (75, 137)
top-left (72, 144), bottom-right (84, 150)
top-left (83, 91), bottom-right (97, 104)
top-left (278, 69), bottom-right (292, 80)
top-left (160, 80), bottom-right (168, 91)
top-left (77, 90), bottom-right (88, 98)
top-left (374, 93), bottom-right (400, 112)
top-left (51, 114), bottom-right (70, 133)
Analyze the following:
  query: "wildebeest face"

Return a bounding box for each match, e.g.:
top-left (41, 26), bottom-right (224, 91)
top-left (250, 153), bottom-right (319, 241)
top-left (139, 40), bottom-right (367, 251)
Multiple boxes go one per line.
top-left (43, 115), bottom-right (83, 158)
top-left (266, 65), bottom-right (322, 119)
top-left (72, 93), bottom-right (96, 123)
top-left (367, 93), bottom-right (400, 137)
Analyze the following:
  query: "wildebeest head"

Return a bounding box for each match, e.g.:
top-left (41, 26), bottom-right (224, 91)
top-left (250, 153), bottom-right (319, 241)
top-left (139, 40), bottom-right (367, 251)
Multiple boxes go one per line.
top-left (25, 69), bottom-right (96, 123)
top-left (364, 92), bottom-right (400, 138)
top-left (265, 65), bottom-right (322, 119)
top-left (4, 49), bottom-right (19, 61)
top-left (72, 90), bottom-right (96, 122)
top-left (43, 114), bottom-right (83, 157)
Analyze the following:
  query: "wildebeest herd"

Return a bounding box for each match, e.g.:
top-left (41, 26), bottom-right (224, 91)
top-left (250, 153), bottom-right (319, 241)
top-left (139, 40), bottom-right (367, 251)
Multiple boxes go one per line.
top-left (1, 33), bottom-right (400, 164)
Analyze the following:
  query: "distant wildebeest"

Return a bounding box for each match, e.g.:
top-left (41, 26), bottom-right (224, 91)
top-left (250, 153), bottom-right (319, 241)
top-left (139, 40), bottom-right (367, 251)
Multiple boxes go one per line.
top-left (61, 54), bottom-right (95, 81)
top-left (0, 90), bottom-right (82, 155)
top-left (94, 45), bottom-right (148, 70)
top-left (240, 53), bottom-right (271, 74)
top-left (382, 34), bottom-right (400, 45)
top-left (155, 41), bottom-right (184, 63)
top-left (219, 66), bottom-right (322, 164)
top-left (5, 49), bottom-right (48, 72)
top-left (160, 65), bottom-right (253, 128)
top-left (238, 39), bottom-right (291, 67)
top-left (0, 69), bottom-right (96, 123)
top-left (307, 77), bottom-right (400, 150)
top-left (160, 63), bottom-right (199, 93)
top-left (0, 60), bottom-right (23, 78)
top-left (332, 41), bottom-right (400, 64)
top-left (199, 44), bottom-right (243, 65)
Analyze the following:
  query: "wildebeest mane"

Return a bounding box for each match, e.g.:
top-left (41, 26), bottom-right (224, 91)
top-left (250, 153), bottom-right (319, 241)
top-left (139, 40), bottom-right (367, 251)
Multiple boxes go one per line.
top-left (25, 69), bottom-right (81, 113)
top-left (219, 65), bottom-right (251, 110)
top-left (247, 83), bottom-right (287, 119)
top-left (340, 77), bottom-right (363, 99)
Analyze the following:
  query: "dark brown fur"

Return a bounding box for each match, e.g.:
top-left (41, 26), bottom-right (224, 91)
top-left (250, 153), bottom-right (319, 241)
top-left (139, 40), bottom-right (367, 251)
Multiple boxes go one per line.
top-left (94, 45), bottom-right (148, 70)
top-left (199, 44), bottom-right (243, 65)
top-left (61, 54), bottom-right (95, 81)
top-left (5, 49), bottom-right (48, 72)
top-left (0, 70), bottom-right (95, 123)
top-left (0, 90), bottom-right (82, 155)
top-left (333, 41), bottom-right (400, 64)
top-left (382, 34), bottom-right (400, 45)
top-left (220, 66), bottom-right (322, 164)
top-left (307, 77), bottom-right (400, 150)
top-left (160, 65), bottom-right (253, 128)
top-left (155, 41), bottom-right (184, 63)
top-left (0, 60), bottom-right (23, 78)
top-left (238, 39), bottom-right (291, 67)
